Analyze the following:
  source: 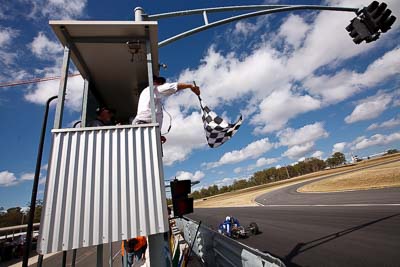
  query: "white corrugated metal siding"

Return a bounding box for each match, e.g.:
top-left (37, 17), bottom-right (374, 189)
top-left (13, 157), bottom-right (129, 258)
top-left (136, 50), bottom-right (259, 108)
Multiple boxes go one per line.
top-left (37, 125), bottom-right (168, 254)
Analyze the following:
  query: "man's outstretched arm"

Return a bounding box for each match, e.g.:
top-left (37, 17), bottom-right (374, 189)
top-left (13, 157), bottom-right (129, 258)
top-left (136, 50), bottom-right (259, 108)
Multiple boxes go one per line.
top-left (177, 83), bottom-right (200, 95)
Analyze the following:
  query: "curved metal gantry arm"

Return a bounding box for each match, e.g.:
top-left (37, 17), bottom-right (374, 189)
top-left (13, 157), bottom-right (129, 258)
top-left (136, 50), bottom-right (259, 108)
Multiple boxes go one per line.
top-left (137, 4), bottom-right (360, 47)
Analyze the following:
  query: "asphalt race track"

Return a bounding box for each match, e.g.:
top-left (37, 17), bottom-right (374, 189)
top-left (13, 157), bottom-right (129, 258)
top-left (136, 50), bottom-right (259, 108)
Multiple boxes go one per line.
top-left (189, 175), bottom-right (400, 266)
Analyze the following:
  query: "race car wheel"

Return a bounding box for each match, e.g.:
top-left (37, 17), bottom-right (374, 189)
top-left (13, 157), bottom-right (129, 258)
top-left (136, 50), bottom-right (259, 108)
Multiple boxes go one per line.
top-left (249, 222), bottom-right (259, 234)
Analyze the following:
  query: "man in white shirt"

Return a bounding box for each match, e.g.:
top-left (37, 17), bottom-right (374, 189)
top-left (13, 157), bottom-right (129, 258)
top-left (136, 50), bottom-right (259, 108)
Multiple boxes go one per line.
top-left (131, 75), bottom-right (200, 127)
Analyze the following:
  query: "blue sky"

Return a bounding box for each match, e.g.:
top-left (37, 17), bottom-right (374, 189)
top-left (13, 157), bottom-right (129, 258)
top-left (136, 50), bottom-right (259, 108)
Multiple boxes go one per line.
top-left (0, 0), bottom-right (399, 209)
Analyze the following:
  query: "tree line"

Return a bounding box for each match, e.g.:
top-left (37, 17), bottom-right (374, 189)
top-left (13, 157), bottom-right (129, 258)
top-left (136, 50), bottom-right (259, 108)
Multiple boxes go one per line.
top-left (190, 152), bottom-right (347, 200)
top-left (0, 201), bottom-right (42, 229)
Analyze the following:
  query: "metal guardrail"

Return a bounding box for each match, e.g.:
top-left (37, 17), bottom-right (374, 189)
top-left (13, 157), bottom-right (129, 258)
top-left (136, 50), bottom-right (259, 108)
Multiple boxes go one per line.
top-left (0, 223), bottom-right (40, 234)
top-left (175, 218), bottom-right (285, 267)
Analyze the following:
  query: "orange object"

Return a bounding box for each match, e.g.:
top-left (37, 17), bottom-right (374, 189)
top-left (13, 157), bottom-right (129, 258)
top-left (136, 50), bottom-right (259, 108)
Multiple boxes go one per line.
top-left (121, 236), bottom-right (147, 256)
top-left (134, 236), bottom-right (147, 251)
top-left (121, 241), bottom-right (125, 256)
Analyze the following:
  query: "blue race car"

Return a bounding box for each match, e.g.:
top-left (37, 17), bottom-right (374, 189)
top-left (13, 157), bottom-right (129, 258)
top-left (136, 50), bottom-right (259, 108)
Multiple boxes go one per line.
top-left (218, 216), bottom-right (260, 239)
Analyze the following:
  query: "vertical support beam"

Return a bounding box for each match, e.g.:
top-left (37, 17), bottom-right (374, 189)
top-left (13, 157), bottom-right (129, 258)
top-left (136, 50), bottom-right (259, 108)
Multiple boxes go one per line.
top-left (145, 27), bottom-right (156, 124)
top-left (203, 11), bottom-right (209, 25)
top-left (54, 45), bottom-right (71, 129)
top-left (97, 244), bottom-right (103, 267)
top-left (71, 249), bottom-right (77, 267)
top-left (148, 233), bottom-right (171, 267)
top-left (123, 241), bottom-right (128, 267)
top-left (37, 254), bottom-right (43, 267)
top-left (81, 79), bottom-right (90, 127)
top-left (61, 251), bottom-right (67, 267)
top-left (109, 242), bottom-right (112, 267)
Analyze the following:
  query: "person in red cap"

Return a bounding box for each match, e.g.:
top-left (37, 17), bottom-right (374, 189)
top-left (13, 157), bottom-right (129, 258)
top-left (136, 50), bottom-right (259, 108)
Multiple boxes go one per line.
top-left (121, 236), bottom-right (148, 265)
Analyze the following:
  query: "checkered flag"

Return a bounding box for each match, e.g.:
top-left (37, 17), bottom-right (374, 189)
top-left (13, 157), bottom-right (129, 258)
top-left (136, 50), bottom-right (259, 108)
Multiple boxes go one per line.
top-left (198, 96), bottom-right (243, 148)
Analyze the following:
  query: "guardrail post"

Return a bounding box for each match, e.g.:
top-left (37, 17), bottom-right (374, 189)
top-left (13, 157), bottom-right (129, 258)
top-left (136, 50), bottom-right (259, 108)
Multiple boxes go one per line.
top-left (97, 244), bottom-right (103, 267)
top-left (37, 254), bottom-right (43, 267)
top-left (123, 241), bottom-right (128, 267)
top-left (62, 251), bottom-right (67, 267)
top-left (109, 242), bottom-right (112, 267)
top-left (72, 249), bottom-right (77, 267)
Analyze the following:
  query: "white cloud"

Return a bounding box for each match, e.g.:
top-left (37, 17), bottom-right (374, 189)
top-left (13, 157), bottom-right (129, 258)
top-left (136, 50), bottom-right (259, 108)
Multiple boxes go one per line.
top-left (214, 177), bottom-right (235, 188)
top-left (278, 14), bottom-right (311, 49)
top-left (278, 122), bottom-right (328, 146)
top-left (29, 32), bottom-right (62, 59)
top-left (345, 91), bottom-right (394, 123)
top-left (176, 45), bottom-right (288, 110)
top-left (298, 157), bottom-right (306, 162)
top-left (251, 89), bottom-right (321, 134)
top-left (234, 157), bottom-right (279, 174)
top-left (204, 138), bottom-right (274, 168)
top-left (233, 21), bottom-right (261, 37)
top-left (213, 175), bottom-right (251, 188)
top-left (30, 0), bottom-right (87, 19)
top-left (311, 150), bottom-right (324, 159)
top-left (24, 72), bottom-right (84, 111)
top-left (175, 170), bottom-right (205, 182)
top-left (286, 8), bottom-right (366, 80)
top-left (367, 116), bottom-right (400, 131)
top-left (162, 110), bottom-right (205, 166)
top-left (20, 172), bottom-right (35, 181)
top-left (351, 132), bottom-right (400, 150)
top-left (41, 164), bottom-right (48, 170)
top-left (0, 27), bottom-right (19, 66)
top-left (251, 157), bottom-right (279, 172)
top-left (0, 51), bottom-right (17, 66)
top-left (283, 142), bottom-right (314, 159)
top-left (278, 122), bottom-right (328, 160)
top-left (233, 167), bottom-right (243, 174)
top-left (255, 157), bottom-right (279, 167)
top-left (0, 27), bottom-right (18, 47)
top-left (0, 171), bottom-right (18, 187)
top-left (0, 169), bottom-right (47, 186)
top-left (333, 142), bottom-right (347, 153)
top-left (304, 47), bottom-right (400, 105)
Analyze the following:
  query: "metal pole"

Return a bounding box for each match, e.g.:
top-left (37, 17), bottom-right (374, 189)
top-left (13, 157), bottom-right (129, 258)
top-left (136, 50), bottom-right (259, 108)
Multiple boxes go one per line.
top-left (72, 249), bottom-right (77, 267)
top-left (54, 45), bottom-right (71, 129)
top-left (37, 254), bottom-right (43, 267)
top-left (135, 7), bottom-right (145, 21)
top-left (97, 244), bottom-right (103, 267)
top-left (157, 5), bottom-right (358, 47)
top-left (109, 242), bottom-right (112, 267)
top-left (22, 95), bottom-right (58, 267)
top-left (20, 214), bottom-right (25, 233)
top-left (202, 11), bottom-right (209, 25)
top-left (62, 251), bottom-right (67, 267)
top-left (81, 79), bottom-right (90, 127)
top-left (145, 27), bottom-right (156, 124)
top-left (148, 4), bottom-right (358, 20)
top-left (123, 241), bottom-right (128, 267)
